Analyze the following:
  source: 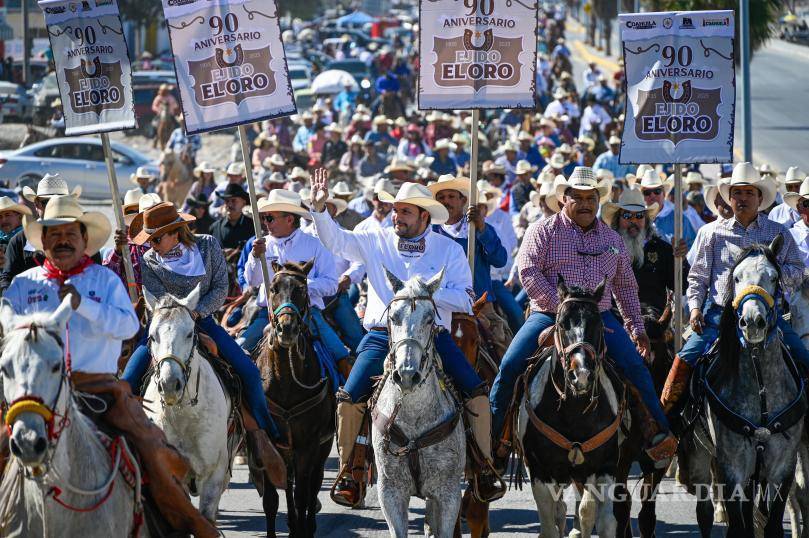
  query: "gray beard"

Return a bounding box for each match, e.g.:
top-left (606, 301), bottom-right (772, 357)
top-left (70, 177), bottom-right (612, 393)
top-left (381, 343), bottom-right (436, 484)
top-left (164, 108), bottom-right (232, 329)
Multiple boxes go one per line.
top-left (619, 227), bottom-right (646, 268)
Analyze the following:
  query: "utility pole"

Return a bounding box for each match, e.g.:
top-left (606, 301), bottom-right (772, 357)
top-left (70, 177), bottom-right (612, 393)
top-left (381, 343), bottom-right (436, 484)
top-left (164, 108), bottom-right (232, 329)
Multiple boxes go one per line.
top-left (22, 0), bottom-right (30, 85)
top-left (740, 0), bottom-right (752, 161)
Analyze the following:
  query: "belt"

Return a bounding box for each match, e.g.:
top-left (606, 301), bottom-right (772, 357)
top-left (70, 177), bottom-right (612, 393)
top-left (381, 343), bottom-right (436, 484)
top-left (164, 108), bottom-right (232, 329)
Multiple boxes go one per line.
top-left (370, 327), bottom-right (388, 333)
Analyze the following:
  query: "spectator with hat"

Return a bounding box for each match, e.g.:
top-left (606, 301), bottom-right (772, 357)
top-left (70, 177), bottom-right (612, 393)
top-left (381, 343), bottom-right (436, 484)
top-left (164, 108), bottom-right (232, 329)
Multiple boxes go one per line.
top-left (365, 115), bottom-right (396, 149)
top-left (509, 160), bottom-right (538, 215)
top-left (321, 124), bottom-right (348, 169)
top-left (494, 140), bottom-right (520, 184)
top-left (593, 135), bottom-right (634, 180)
top-left (770, 166), bottom-right (806, 226)
top-left (292, 111), bottom-right (315, 153)
top-left (252, 133), bottom-right (277, 171)
top-left (452, 133), bottom-right (471, 171)
top-left (210, 162), bottom-right (247, 210)
top-left (637, 167), bottom-right (697, 248)
top-left (357, 139), bottom-right (387, 183)
top-left (397, 123), bottom-right (430, 159)
top-left (185, 194), bottom-right (214, 235)
top-left (210, 183), bottom-right (254, 250)
top-left (430, 138), bottom-right (458, 176)
top-left (263, 153), bottom-right (287, 175)
top-left (339, 135), bottom-right (365, 175)
top-left (785, 177), bottom-right (809, 265)
top-left (130, 166), bottom-right (157, 195)
top-left (331, 181), bottom-right (365, 230)
top-left (182, 162), bottom-right (217, 212)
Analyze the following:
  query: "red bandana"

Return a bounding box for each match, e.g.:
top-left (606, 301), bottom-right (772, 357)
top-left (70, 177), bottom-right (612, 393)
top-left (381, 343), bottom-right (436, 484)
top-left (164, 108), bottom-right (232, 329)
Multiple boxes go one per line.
top-left (42, 256), bottom-right (94, 285)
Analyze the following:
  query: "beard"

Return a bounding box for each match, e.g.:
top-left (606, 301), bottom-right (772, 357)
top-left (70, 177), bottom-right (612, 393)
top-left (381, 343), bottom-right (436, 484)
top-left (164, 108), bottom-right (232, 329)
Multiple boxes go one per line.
top-left (619, 226), bottom-right (647, 268)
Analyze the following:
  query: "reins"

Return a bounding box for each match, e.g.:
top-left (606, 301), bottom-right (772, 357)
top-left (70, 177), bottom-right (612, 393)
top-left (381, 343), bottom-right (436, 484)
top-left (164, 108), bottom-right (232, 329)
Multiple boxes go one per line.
top-left (148, 303), bottom-right (201, 407)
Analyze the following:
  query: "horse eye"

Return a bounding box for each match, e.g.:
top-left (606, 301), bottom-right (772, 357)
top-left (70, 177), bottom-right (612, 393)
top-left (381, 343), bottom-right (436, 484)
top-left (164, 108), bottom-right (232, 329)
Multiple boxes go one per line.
top-left (51, 363), bottom-right (60, 374)
top-left (734, 276), bottom-right (740, 283)
top-left (187, 332), bottom-right (193, 339)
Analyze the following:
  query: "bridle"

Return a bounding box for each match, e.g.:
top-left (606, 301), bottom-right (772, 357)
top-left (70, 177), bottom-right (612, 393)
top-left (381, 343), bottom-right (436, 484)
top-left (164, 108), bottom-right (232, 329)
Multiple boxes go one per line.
top-left (384, 294), bottom-right (440, 378)
top-left (148, 304), bottom-right (199, 407)
top-left (552, 296), bottom-right (606, 402)
top-left (269, 269), bottom-right (311, 332)
top-left (732, 284), bottom-right (779, 348)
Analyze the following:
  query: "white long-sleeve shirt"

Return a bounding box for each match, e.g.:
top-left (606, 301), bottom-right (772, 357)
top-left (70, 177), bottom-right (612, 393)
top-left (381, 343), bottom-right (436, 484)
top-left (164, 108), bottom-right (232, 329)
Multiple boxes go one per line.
top-left (789, 219), bottom-right (809, 267)
top-left (244, 228), bottom-right (338, 309)
top-left (310, 210), bottom-right (473, 330)
top-left (6, 264), bottom-right (139, 374)
top-left (486, 208), bottom-right (518, 281)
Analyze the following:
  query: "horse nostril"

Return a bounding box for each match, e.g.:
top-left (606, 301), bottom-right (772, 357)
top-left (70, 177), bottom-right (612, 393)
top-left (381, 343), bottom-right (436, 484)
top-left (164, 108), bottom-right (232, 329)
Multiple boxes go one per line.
top-left (739, 317), bottom-right (747, 328)
top-left (392, 371), bottom-right (401, 385)
top-left (9, 438), bottom-right (20, 457)
top-left (174, 380), bottom-right (182, 392)
top-left (411, 372), bottom-right (421, 386)
top-left (34, 437), bottom-right (47, 454)
top-left (755, 316), bottom-right (766, 329)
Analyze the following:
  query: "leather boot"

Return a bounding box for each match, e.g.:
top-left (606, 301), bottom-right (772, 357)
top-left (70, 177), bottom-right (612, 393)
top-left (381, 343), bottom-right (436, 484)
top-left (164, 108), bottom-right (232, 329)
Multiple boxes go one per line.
top-left (240, 405), bottom-right (287, 491)
top-left (626, 384), bottom-right (678, 465)
top-left (465, 395), bottom-right (506, 503)
top-left (660, 356), bottom-right (693, 414)
top-left (333, 399), bottom-right (366, 507)
top-left (71, 373), bottom-right (219, 538)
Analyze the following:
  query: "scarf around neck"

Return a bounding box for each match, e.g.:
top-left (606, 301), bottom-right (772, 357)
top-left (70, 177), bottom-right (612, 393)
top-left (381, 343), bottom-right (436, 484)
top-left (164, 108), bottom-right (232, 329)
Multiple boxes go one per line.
top-left (43, 255), bottom-right (94, 285)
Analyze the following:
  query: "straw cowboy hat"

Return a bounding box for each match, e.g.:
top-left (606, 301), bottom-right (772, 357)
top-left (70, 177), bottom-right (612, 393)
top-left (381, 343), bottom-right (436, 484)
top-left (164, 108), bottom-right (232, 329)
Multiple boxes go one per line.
top-left (374, 178), bottom-right (396, 196)
top-left (262, 154), bottom-right (286, 169)
top-left (638, 168), bottom-right (673, 196)
top-left (477, 180), bottom-right (503, 216)
top-left (684, 171), bottom-right (708, 187)
top-left (372, 115), bottom-right (392, 127)
top-left (130, 166), bottom-right (157, 185)
top-left (427, 174), bottom-right (470, 197)
top-left (126, 192), bottom-right (162, 230)
top-left (784, 166), bottom-right (806, 185)
top-left (288, 167), bottom-right (310, 181)
top-left (257, 189), bottom-right (312, 219)
top-left (193, 162), bottom-right (216, 178)
top-left (23, 195), bottom-right (110, 256)
top-left (783, 177), bottom-right (809, 210)
top-left (332, 181), bottom-right (357, 198)
top-left (0, 196), bottom-right (31, 217)
top-left (385, 158), bottom-right (415, 174)
top-left (226, 162), bottom-right (246, 176)
top-left (537, 179), bottom-right (561, 213)
top-left (514, 160), bottom-right (537, 176)
top-left (52, 98), bottom-right (62, 108)
top-left (122, 189), bottom-right (144, 214)
top-left (555, 167), bottom-right (611, 205)
top-left (601, 187), bottom-right (660, 224)
top-left (434, 138), bottom-right (452, 151)
top-left (548, 152), bottom-right (567, 170)
top-left (22, 174), bottom-right (82, 203)
top-left (378, 182), bottom-right (449, 224)
top-left (717, 162), bottom-right (777, 210)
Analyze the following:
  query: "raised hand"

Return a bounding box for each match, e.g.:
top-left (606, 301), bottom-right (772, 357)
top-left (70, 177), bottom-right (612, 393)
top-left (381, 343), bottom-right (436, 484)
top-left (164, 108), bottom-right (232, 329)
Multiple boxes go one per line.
top-left (310, 167), bottom-right (330, 213)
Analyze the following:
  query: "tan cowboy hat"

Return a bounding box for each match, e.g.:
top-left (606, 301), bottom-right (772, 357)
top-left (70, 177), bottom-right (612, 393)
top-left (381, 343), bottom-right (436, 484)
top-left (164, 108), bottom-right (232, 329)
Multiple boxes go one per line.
top-left (555, 167), bottom-right (611, 205)
top-left (130, 166), bottom-right (156, 184)
top-left (600, 187), bottom-right (660, 224)
top-left (257, 189), bottom-right (312, 219)
top-left (325, 123), bottom-right (344, 134)
top-left (483, 162), bottom-right (506, 176)
top-left (332, 181), bottom-right (357, 198)
top-left (22, 174), bottom-right (82, 203)
top-left (577, 136), bottom-right (596, 151)
top-left (288, 166), bottom-right (310, 181)
top-left (548, 152), bottom-right (567, 170)
top-left (253, 132), bottom-right (276, 147)
top-left (719, 162), bottom-right (777, 210)
top-left (126, 192), bottom-right (162, 229)
top-left (131, 202), bottom-right (195, 245)
top-left (158, 83), bottom-right (174, 92)
top-left (427, 174), bottom-right (470, 197)
top-left (477, 180), bottom-right (503, 216)
top-left (451, 133), bottom-right (467, 145)
top-left (23, 195), bottom-right (110, 256)
top-left (226, 162), bottom-right (246, 176)
top-left (122, 189), bottom-right (144, 214)
top-left (385, 158), bottom-right (415, 174)
top-left (193, 161), bottom-right (216, 178)
top-left (638, 168), bottom-right (673, 196)
top-left (537, 178), bottom-right (562, 213)
top-left (684, 171), bottom-right (707, 187)
top-left (0, 196), bottom-right (31, 217)
top-left (374, 178), bottom-right (396, 196)
top-left (514, 160), bottom-right (537, 176)
top-left (434, 138), bottom-right (452, 151)
top-left (784, 166), bottom-right (806, 185)
top-left (52, 98), bottom-right (62, 108)
top-left (372, 115), bottom-right (392, 127)
top-left (377, 182), bottom-right (449, 224)
top-left (783, 177), bottom-right (809, 210)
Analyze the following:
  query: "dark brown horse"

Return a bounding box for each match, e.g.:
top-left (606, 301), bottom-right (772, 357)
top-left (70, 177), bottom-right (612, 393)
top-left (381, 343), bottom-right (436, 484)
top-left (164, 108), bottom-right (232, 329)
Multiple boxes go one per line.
top-left (613, 300), bottom-right (675, 538)
top-left (253, 260), bottom-right (336, 537)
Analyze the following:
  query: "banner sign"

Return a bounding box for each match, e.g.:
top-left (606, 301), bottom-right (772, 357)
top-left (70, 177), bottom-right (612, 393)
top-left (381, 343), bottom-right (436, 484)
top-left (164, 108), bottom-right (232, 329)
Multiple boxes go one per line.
top-left (418, 0), bottom-right (538, 110)
top-left (162, 0), bottom-right (296, 135)
top-left (619, 10), bottom-right (735, 164)
top-left (40, 0), bottom-right (135, 136)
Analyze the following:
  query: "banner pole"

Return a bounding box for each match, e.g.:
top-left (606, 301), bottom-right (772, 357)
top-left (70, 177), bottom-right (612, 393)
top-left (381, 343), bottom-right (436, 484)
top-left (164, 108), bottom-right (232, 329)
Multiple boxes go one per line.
top-left (467, 109), bottom-right (480, 271)
top-left (673, 166), bottom-right (683, 351)
top-left (100, 132), bottom-right (138, 304)
top-left (238, 125), bottom-right (273, 317)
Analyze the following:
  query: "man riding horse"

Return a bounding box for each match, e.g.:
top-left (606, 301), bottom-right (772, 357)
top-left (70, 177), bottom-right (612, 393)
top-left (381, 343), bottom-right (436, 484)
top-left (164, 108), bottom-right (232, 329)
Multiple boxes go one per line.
top-left (489, 167), bottom-right (677, 465)
top-left (1, 195), bottom-right (218, 537)
top-left (661, 162), bottom-right (809, 411)
top-left (307, 170), bottom-right (507, 506)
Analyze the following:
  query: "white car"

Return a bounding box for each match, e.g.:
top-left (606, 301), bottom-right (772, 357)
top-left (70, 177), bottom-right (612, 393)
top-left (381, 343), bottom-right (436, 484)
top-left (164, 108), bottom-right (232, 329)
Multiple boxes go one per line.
top-left (0, 81), bottom-right (33, 121)
top-left (0, 138), bottom-right (159, 200)
top-left (288, 64), bottom-right (313, 91)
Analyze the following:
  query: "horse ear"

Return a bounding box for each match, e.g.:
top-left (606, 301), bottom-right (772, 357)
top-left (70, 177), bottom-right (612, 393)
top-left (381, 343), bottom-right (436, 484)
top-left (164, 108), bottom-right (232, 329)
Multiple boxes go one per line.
top-left (557, 273), bottom-right (568, 301)
top-left (0, 299), bottom-right (15, 335)
top-left (271, 260), bottom-right (283, 274)
top-left (386, 268), bottom-right (405, 294)
top-left (593, 276), bottom-right (608, 302)
top-left (300, 259), bottom-right (315, 276)
top-left (51, 295), bottom-right (74, 331)
top-left (142, 286), bottom-right (157, 313)
top-left (425, 267), bottom-right (445, 296)
top-left (178, 284), bottom-right (201, 312)
top-left (769, 234), bottom-right (784, 256)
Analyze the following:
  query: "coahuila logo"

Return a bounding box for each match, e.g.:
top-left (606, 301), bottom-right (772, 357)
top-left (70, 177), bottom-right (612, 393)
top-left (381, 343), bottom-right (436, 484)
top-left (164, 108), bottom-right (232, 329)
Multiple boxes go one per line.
top-left (702, 17), bottom-right (730, 27)
top-left (626, 19), bottom-right (657, 30)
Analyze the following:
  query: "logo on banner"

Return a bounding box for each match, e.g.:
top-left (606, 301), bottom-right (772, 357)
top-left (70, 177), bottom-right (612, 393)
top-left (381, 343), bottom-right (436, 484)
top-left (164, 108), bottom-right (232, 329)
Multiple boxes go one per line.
top-left (187, 44), bottom-right (276, 107)
top-left (64, 56), bottom-right (125, 114)
top-left (702, 17), bottom-right (730, 26)
top-left (680, 17), bottom-right (694, 29)
top-left (625, 20), bottom-right (656, 30)
top-left (432, 29), bottom-right (521, 90)
top-left (634, 80), bottom-right (721, 144)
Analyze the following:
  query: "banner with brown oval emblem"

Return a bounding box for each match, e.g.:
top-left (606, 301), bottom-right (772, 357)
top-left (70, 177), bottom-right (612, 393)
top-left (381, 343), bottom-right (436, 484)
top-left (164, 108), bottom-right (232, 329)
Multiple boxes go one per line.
top-left (39, 0), bottom-right (135, 136)
top-left (418, 0), bottom-right (538, 110)
top-left (161, 0), bottom-right (296, 135)
top-left (619, 10), bottom-right (735, 164)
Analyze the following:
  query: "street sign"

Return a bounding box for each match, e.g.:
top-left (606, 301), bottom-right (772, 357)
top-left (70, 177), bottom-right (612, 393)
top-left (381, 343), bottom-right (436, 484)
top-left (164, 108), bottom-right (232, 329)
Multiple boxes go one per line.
top-left (619, 10), bottom-right (735, 164)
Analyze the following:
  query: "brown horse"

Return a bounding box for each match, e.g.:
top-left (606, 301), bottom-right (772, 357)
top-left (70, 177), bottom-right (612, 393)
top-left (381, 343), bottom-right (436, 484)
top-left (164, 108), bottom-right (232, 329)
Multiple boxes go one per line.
top-left (157, 148), bottom-right (194, 207)
top-left (154, 101), bottom-right (177, 149)
top-left (253, 261), bottom-right (336, 537)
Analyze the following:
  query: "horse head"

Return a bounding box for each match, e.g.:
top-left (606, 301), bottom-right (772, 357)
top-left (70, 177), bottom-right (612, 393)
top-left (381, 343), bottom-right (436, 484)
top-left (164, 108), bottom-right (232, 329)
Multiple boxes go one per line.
top-left (0, 297), bottom-right (72, 468)
top-left (385, 268), bottom-right (444, 393)
top-left (555, 274), bottom-right (607, 395)
top-left (268, 260), bottom-right (313, 348)
top-left (729, 235), bottom-right (782, 346)
top-left (143, 284), bottom-right (201, 406)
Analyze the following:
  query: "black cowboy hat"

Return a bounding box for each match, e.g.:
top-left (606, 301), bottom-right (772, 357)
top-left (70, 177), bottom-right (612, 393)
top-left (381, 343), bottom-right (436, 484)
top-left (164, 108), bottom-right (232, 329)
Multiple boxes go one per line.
top-left (185, 193), bottom-right (211, 209)
top-left (216, 183), bottom-right (250, 202)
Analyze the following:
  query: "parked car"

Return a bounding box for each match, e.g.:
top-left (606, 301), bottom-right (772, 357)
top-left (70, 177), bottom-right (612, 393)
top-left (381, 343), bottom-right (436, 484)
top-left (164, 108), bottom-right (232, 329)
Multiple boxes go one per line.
top-left (294, 87), bottom-right (315, 111)
top-left (0, 81), bottom-right (33, 121)
top-left (0, 138), bottom-right (159, 199)
top-left (131, 70), bottom-right (179, 136)
top-left (30, 72), bottom-right (60, 126)
top-left (288, 64), bottom-right (313, 90)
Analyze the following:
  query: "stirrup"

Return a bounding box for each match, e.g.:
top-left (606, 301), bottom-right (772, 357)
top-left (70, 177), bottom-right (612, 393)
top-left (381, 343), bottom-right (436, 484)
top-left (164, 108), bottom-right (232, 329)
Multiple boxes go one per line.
top-left (330, 473), bottom-right (364, 508)
top-left (470, 463), bottom-right (507, 503)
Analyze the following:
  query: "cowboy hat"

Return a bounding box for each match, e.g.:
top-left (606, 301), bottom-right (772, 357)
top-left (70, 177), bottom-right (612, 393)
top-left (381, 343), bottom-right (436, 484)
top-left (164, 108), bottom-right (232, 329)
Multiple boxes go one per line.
top-left (625, 164), bottom-right (655, 188)
top-left (377, 182), bottom-right (449, 224)
top-left (783, 177), bottom-right (809, 210)
top-left (52, 98), bottom-right (62, 108)
top-left (158, 83), bottom-right (174, 92)
top-left (477, 180), bottom-right (503, 216)
top-left (332, 181), bottom-right (357, 198)
top-left (427, 174), bottom-right (470, 197)
top-left (226, 162), bottom-right (246, 176)
top-left (288, 167), bottom-right (310, 181)
top-left (553, 87), bottom-right (567, 100)
top-left (537, 177), bottom-right (562, 213)
top-left (548, 152), bottom-right (567, 170)
top-left (600, 187), bottom-right (660, 224)
top-left (263, 153), bottom-right (286, 169)
top-left (517, 131), bottom-right (534, 142)
top-left (257, 189), bottom-right (312, 219)
top-left (130, 166), bottom-right (156, 184)
top-left (719, 162), bottom-right (777, 210)
top-left (499, 141), bottom-right (519, 153)
top-left (323, 197), bottom-right (348, 215)
top-left (374, 178), bottom-right (396, 196)
top-left (684, 171), bottom-right (707, 186)
top-left (538, 117), bottom-right (557, 129)
top-left (483, 162), bottom-right (506, 176)
top-left (260, 171), bottom-right (287, 186)
top-left (193, 161), bottom-right (216, 178)
top-left (0, 196), bottom-right (31, 217)
top-left (757, 163), bottom-right (779, 179)
top-left (131, 202), bottom-right (195, 245)
top-left (216, 183), bottom-right (250, 203)
top-left (372, 115), bottom-right (392, 127)
top-left (24, 195), bottom-right (110, 256)
top-left (349, 134), bottom-right (364, 145)
top-left (514, 160), bottom-right (537, 176)
top-left (577, 136), bottom-right (596, 151)
top-left (325, 123), bottom-right (344, 134)
top-left (595, 169), bottom-right (615, 181)
top-left (704, 179), bottom-right (730, 218)
top-left (784, 166), bottom-right (806, 185)
top-left (638, 168), bottom-right (673, 196)
top-left (451, 133), bottom-right (467, 145)
top-left (22, 174), bottom-right (82, 203)
top-left (126, 192), bottom-right (162, 229)
top-left (555, 167), bottom-right (611, 205)
top-left (385, 158), bottom-right (415, 174)
top-left (434, 138), bottom-right (452, 151)
top-left (122, 189), bottom-right (143, 214)
top-left (253, 132), bottom-right (276, 147)
top-left (608, 135), bottom-right (621, 146)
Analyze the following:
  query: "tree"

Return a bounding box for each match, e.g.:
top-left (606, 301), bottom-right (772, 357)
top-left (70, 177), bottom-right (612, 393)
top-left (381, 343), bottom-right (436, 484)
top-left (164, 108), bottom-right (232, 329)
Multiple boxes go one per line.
top-left (118, 1), bottom-right (164, 27)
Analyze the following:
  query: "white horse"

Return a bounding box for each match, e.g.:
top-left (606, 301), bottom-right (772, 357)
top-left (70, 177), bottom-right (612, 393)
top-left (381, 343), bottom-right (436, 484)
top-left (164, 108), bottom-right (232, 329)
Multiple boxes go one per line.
top-left (142, 285), bottom-right (232, 523)
top-left (372, 269), bottom-right (466, 538)
top-left (0, 297), bottom-right (147, 537)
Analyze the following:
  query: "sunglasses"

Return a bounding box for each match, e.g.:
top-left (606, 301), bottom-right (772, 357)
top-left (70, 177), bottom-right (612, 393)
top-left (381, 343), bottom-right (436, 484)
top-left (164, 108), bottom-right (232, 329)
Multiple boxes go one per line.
top-left (642, 188), bottom-right (663, 196)
top-left (152, 232), bottom-right (171, 245)
top-left (620, 210), bottom-right (646, 220)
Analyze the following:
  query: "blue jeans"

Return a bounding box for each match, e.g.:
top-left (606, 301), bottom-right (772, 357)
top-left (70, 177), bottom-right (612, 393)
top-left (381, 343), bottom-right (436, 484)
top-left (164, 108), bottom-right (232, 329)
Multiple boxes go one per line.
top-left (343, 330), bottom-right (484, 402)
top-left (515, 288), bottom-right (529, 310)
top-left (348, 283), bottom-right (361, 307)
top-left (490, 310), bottom-right (669, 437)
top-left (680, 304), bottom-right (809, 368)
top-left (121, 315), bottom-right (279, 438)
top-left (325, 292), bottom-right (365, 353)
top-left (492, 279), bottom-right (525, 333)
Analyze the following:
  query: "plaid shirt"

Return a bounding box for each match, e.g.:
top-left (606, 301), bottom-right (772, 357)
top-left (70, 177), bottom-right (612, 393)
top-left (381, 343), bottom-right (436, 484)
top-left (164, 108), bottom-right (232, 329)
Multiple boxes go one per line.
top-left (518, 211), bottom-right (645, 337)
top-left (686, 214), bottom-right (805, 312)
top-left (103, 243), bottom-right (149, 292)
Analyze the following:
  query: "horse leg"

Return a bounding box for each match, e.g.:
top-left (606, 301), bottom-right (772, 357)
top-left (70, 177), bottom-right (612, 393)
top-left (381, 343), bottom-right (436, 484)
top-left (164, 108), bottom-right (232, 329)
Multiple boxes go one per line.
top-left (720, 480), bottom-right (754, 538)
top-left (197, 456), bottom-right (230, 523)
top-left (530, 480), bottom-right (563, 538)
top-left (464, 493), bottom-right (490, 538)
top-left (613, 447), bottom-right (634, 538)
top-left (284, 478), bottom-right (298, 536)
top-left (763, 480), bottom-right (793, 538)
top-left (263, 481), bottom-right (280, 538)
top-left (593, 474), bottom-right (617, 538)
top-left (377, 480), bottom-right (411, 538)
top-left (637, 468), bottom-right (665, 538)
top-left (432, 488), bottom-right (463, 538)
top-left (305, 441), bottom-right (331, 536)
top-left (292, 465), bottom-right (311, 537)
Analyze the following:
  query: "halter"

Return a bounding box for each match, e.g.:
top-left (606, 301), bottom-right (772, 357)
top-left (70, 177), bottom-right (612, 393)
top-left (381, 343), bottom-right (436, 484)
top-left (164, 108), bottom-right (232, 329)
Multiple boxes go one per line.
top-left (553, 296), bottom-right (606, 395)
top-left (384, 294), bottom-right (440, 376)
top-left (269, 269), bottom-right (311, 332)
top-left (148, 304), bottom-right (200, 407)
top-left (732, 284), bottom-right (779, 348)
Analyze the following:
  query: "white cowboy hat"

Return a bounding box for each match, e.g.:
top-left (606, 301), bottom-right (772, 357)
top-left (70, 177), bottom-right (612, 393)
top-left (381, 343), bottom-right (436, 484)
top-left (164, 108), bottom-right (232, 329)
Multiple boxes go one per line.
top-left (625, 164), bottom-right (655, 188)
top-left (193, 161), bottom-right (216, 178)
top-left (514, 160), bottom-right (537, 176)
top-left (22, 174), bottom-right (82, 202)
top-left (548, 152), bottom-right (567, 170)
top-left (427, 174), bottom-right (470, 198)
top-left (719, 162), bottom-right (777, 210)
top-left (130, 166), bottom-right (157, 184)
top-left (600, 187), bottom-right (660, 224)
top-left (325, 123), bottom-right (344, 134)
top-left (553, 87), bottom-right (567, 100)
top-left (261, 171), bottom-right (287, 185)
top-left (372, 115), bottom-right (392, 127)
top-left (451, 133), bottom-right (467, 145)
top-left (499, 141), bottom-right (519, 153)
top-left (784, 166), bottom-right (806, 185)
top-left (477, 180), bottom-right (503, 216)
top-left (704, 178), bottom-right (730, 218)
top-left (349, 135), bottom-right (363, 145)
top-left (377, 182), bottom-right (449, 224)
top-left (783, 177), bottom-right (809, 210)
top-left (555, 167), bottom-right (610, 205)
top-left (385, 158), bottom-right (415, 174)
top-left (288, 167), bottom-right (310, 181)
top-left (684, 171), bottom-right (707, 186)
top-left (122, 189), bottom-right (144, 213)
top-left (536, 177), bottom-right (562, 213)
top-left (517, 131), bottom-right (534, 142)
top-left (263, 154), bottom-right (286, 168)
top-left (324, 197), bottom-right (348, 215)
top-left (374, 178), bottom-right (396, 196)
top-left (608, 135), bottom-right (622, 146)
top-left (0, 196), bottom-right (31, 217)
top-left (257, 189), bottom-right (312, 219)
top-left (595, 169), bottom-right (615, 181)
top-left (332, 181), bottom-right (357, 198)
top-left (638, 168), bottom-right (673, 196)
top-left (23, 195), bottom-right (110, 256)
top-left (434, 138), bottom-right (452, 151)
top-left (253, 132), bottom-right (277, 147)
top-left (226, 162), bottom-right (246, 176)
top-left (125, 192), bottom-right (162, 228)
top-left (483, 162), bottom-right (506, 176)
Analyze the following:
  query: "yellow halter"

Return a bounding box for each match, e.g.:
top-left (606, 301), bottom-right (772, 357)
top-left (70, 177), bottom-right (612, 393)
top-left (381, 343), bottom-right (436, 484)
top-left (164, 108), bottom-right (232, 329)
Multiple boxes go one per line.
top-left (4, 399), bottom-right (55, 430)
top-left (732, 285), bottom-right (775, 310)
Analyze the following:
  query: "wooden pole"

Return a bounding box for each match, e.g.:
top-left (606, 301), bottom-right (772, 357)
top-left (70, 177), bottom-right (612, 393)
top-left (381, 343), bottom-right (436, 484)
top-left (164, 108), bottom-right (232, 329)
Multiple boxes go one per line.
top-left (237, 125), bottom-right (273, 316)
top-left (100, 133), bottom-right (138, 304)
top-left (467, 109), bottom-right (480, 270)
top-left (673, 166), bottom-right (683, 351)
